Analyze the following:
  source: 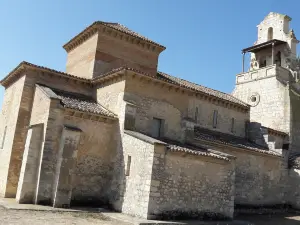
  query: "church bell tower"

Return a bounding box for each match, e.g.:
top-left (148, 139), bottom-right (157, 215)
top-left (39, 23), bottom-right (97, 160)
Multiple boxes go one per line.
top-left (233, 12), bottom-right (300, 152)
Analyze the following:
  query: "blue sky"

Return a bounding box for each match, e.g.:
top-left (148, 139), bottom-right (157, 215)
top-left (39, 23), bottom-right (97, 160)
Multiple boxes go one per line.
top-left (0, 0), bottom-right (299, 109)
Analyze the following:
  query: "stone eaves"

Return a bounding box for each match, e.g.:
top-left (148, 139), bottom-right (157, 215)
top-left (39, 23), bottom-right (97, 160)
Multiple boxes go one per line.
top-left (194, 126), bottom-right (282, 157)
top-left (124, 130), bottom-right (231, 161)
top-left (0, 62), bottom-right (249, 110)
top-left (63, 21), bottom-right (166, 53)
top-left (0, 61), bottom-right (90, 87)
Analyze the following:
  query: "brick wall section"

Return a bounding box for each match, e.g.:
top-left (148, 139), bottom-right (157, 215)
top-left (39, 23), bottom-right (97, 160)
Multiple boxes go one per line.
top-left (66, 34), bottom-right (98, 79)
top-left (0, 76), bottom-right (26, 197)
top-left (5, 75), bottom-right (36, 197)
top-left (66, 31), bottom-right (160, 79)
top-left (148, 145), bottom-right (235, 219)
top-left (94, 33), bottom-right (159, 76)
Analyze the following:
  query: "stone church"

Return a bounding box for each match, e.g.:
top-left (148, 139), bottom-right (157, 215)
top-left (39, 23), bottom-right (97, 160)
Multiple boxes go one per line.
top-left (0, 12), bottom-right (300, 220)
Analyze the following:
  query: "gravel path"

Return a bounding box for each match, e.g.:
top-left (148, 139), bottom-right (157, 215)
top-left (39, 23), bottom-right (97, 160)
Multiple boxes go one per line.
top-left (0, 207), bottom-right (127, 225)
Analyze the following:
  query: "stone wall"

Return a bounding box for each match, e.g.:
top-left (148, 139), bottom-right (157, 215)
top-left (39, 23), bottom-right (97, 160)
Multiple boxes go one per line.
top-left (96, 79), bottom-right (126, 115)
top-left (0, 70), bottom-right (92, 197)
top-left (109, 133), bottom-right (155, 218)
top-left (288, 168), bottom-right (300, 208)
top-left (148, 146), bottom-right (235, 219)
top-left (207, 145), bottom-right (286, 206)
top-left (233, 75), bottom-right (290, 133)
top-left (125, 76), bottom-right (249, 139)
top-left (289, 88), bottom-right (300, 152)
top-left (63, 115), bottom-right (116, 205)
top-left (0, 76), bottom-right (26, 197)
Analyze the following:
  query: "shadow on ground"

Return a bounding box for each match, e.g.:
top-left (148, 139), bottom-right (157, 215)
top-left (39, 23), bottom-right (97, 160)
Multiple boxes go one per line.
top-left (237, 213), bottom-right (300, 225)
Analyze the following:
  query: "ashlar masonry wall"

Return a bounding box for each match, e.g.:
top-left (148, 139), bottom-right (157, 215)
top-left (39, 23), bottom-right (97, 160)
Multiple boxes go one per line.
top-left (63, 114), bottom-right (117, 205)
top-left (124, 75), bottom-right (249, 139)
top-left (148, 146), bottom-right (235, 219)
top-left (109, 133), bottom-right (155, 218)
top-left (205, 144), bottom-right (287, 206)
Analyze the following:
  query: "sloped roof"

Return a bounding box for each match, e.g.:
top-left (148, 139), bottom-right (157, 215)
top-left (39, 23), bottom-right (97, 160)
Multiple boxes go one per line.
top-left (63, 21), bottom-right (165, 52)
top-left (157, 71), bottom-right (248, 107)
top-left (37, 85), bottom-right (116, 118)
top-left (0, 62), bottom-right (249, 110)
top-left (124, 130), bottom-right (231, 161)
top-left (194, 126), bottom-right (281, 157)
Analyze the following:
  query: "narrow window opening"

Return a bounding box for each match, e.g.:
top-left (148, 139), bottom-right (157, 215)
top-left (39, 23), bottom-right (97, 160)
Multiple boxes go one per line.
top-left (268, 27), bottom-right (273, 40)
top-left (152, 118), bottom-right (163, 138)
top-left (126, 155), bottom-right (131, 176)
top-left (231, 118), bottom-right (235, 133)
top-left (1, 126), bottom-right (7, 149)
top-left (213, 110), bottom-right (218, 128)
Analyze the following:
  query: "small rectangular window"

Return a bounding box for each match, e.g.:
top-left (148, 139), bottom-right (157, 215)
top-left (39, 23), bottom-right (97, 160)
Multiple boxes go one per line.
top-left (195, 107), bottom-right (199, 123)
top-left (126, 155), bottom-right (131, 176)
top-left (1, 126), bottom-right (7, 149)
top-left (231, 118), bottom-right (235, 133)
top-left (213, 110), bottom-right (218, 128)
top-left (152, 118), bottom-right (163, 138)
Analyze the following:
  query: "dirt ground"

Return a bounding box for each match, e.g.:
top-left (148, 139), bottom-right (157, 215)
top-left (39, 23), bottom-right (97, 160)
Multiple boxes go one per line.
top-left (0, 207), bottom-right (127, 225)
top-left (3, 207), bottom-right (300, 225)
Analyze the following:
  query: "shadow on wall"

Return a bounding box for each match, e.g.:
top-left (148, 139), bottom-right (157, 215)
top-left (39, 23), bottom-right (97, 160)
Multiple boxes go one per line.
top-left (105, 121), bottom-right (126, 211)
top-left (69, 121), bottom-right (126, 209)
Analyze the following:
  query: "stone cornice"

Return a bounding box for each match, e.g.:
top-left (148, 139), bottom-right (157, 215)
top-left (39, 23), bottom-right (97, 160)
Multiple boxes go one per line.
top-left (195, 137), bottom-right (282, 158)
top-left (0, 61), bottom-right (91, 87)
top-left (93, 68), bottom-right (250, 112)
top-left (64, 108), bottom-right (117, 123)
top-left (63, 22), bottom-right (166, 53)
top-left (1, 62), bottom-right (249, 112)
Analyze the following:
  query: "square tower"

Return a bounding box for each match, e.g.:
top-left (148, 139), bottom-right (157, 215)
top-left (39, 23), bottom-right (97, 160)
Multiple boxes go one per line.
top-left (63, 22), bottom-right (166, 79)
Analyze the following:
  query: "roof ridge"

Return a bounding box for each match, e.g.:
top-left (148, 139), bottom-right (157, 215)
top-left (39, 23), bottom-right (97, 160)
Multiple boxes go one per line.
top-left (157, 71), bottom-right (249, 107)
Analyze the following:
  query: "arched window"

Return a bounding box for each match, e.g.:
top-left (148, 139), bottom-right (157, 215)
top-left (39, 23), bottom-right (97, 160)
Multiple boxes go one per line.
top-left (268, 27), bottom-right (273, 40)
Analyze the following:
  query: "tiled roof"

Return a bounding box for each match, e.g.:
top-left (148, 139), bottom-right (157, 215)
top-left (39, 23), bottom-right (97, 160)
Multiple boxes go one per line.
top-left (63, 21), bottom-right (165, 52)
top-left (1, 62), bottom-right (249, 109)
top-left (157, 71), bottom-right (248, 107)
top-left (100, 22), bottom-right (165, 48)
top-left (37, 85), bottom-right (116, 118)
top-left (194, 127), bottom-right (281, 157)
top-left (124, 130), bottom-right (231, 161)
top-left (166, 144), bottom-right (230, 161)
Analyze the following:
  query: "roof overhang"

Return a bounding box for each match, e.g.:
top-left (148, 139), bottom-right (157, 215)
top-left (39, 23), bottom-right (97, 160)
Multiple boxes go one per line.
top-left (242, 39), bottom-right (287, 53)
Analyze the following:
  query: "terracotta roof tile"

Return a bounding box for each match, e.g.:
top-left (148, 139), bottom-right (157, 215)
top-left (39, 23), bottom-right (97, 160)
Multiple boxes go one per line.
top-left (124, 130), bottom-right (231, 161)
top-left (194, 127), bottom-right (281, 157)
top-left (166, 144), bottom-right (230, 161)
top-left (63, 21), bottom-right (165, 52)
top-left (38, 85), bottom-right (116, 118)
top-left (1, 62), bottom-right (249, 109)
top-left (157, 71), bottom-right (248, 107)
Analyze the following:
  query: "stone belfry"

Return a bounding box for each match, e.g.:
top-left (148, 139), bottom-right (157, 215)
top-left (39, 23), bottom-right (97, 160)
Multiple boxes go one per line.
top-left (233, 12), bottom-right (300, 152)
